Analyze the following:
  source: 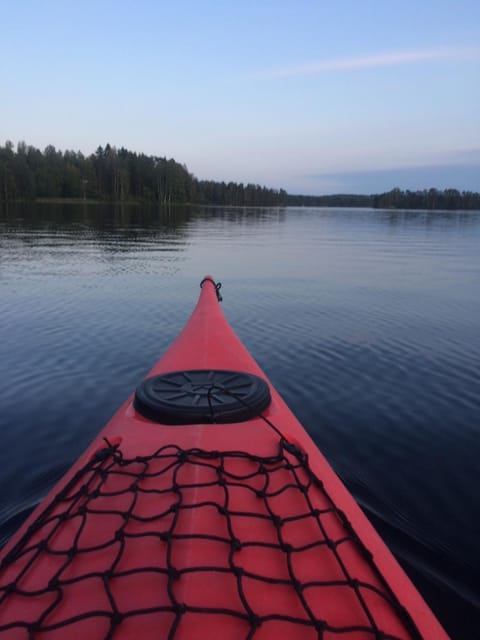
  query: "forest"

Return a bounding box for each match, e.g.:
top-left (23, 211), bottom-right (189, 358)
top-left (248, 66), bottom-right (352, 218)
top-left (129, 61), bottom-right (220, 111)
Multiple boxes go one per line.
top-left (0, 141), bottom-right (287, 207)
top-left (1, 141), bottom-right (478, 210)
top-left (286, 193), bottom-right (374, 207)
top-left (372, 188), bottom-right (480, 210)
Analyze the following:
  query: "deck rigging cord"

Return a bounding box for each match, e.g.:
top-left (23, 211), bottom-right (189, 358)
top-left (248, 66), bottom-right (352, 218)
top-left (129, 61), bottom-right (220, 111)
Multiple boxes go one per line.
top-left (0, 412), bottom-right (422, 639)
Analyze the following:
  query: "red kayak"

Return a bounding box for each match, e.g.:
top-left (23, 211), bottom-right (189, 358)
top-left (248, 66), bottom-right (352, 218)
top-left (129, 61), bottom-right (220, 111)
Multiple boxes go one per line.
top-left (0, 277), bottom-right (449, 639)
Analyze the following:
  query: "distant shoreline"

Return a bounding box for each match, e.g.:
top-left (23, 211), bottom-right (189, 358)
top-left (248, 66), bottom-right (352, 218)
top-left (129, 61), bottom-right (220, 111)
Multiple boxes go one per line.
top-left (1, 141), bottom-right (479, 211)
top-left (1, 198), bottom-right (479, 212)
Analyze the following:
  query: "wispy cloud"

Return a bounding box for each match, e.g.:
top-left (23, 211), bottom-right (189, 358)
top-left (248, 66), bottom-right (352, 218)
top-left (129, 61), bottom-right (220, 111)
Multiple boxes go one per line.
top-left (252, 46), bottom-right (480, 79)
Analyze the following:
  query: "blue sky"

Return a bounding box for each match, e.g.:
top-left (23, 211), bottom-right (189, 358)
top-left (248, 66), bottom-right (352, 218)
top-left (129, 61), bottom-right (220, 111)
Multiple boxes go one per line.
top-left (1, 0), bottom-right (479, 194)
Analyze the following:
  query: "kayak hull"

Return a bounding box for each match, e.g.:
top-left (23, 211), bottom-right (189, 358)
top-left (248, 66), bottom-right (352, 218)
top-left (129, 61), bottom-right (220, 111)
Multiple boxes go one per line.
top-left (0, 278), bottom-right (449, 639)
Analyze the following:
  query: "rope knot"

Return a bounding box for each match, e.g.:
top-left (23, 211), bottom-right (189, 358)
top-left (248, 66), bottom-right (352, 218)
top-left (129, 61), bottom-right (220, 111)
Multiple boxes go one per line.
top-left (231, 538), bottom-right (242, 552)
top-left (174, 603), bottom-right (187, 615)
top-left (314, 619), bottom-right (327, 633)
top-left (111, 612), bottom-right (123, 626)
top-left (169, 567), bottom-right (181, 581)
top-left (200, 277), bottom-right (223, 301)
top-left (250, 615), bottom-right (262, 628)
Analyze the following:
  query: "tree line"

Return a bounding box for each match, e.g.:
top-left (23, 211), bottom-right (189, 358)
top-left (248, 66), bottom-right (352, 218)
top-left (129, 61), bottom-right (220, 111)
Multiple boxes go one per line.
top-left (287, 193), bottom-right (374, 207)
top-left (0, 141), bottom-right (287, 206)
top-left (372, 188), bottom-right (480, 210)
top-left (287, 189), bottom-right (480, 209)
top-left (1, 141), bottom-right (478, 209)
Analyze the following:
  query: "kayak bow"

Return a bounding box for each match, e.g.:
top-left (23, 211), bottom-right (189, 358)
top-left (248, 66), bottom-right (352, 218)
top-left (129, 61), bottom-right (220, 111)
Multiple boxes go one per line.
top-left (0, 277), bottom-right (449, 639)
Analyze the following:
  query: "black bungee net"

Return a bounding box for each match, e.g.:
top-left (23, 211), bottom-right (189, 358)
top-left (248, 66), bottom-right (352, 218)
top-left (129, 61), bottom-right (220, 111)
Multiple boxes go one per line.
top-left (0, 434), bottom-right (423, 640)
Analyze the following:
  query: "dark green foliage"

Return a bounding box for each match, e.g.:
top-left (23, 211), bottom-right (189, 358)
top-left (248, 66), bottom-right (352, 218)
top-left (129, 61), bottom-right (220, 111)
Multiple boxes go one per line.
top-left (2, 142), bottom-right (478, 209)
top-left (373, 188), bottom-right (480, 210)
top-left (196, 181), bottom-right (288, 206)
top-left (0, 141), bottom-right (287, 206)
top-left (287, 193), bottom-right (374, 207)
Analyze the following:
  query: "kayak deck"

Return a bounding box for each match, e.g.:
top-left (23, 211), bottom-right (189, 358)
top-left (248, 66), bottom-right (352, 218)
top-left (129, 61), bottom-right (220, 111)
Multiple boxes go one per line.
top-left (0, 278), bottom-right (449, 639)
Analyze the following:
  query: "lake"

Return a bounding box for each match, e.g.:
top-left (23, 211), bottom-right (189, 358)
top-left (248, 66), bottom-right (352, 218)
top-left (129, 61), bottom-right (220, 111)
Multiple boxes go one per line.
top-left (1, 203), bottom-right (479, 638)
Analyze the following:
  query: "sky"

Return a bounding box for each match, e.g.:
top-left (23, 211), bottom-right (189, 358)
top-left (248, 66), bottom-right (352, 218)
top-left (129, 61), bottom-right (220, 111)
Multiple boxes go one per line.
top-left (1, 0), bottom-right (479, 195)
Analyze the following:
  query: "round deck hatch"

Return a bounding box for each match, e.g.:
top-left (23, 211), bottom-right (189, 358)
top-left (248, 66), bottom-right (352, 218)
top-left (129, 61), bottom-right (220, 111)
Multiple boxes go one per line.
top-left (133, 369), bottom-right (271, 424)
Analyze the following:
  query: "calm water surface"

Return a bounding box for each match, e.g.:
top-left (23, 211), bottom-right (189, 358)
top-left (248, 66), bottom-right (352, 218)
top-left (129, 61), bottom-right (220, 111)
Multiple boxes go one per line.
top-left (1, 203), bottom-right (479, 638)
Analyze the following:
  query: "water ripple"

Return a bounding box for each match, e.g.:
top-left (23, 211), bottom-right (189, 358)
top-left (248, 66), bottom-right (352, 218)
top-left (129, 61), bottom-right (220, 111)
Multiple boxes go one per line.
top-left (1, 204), bottom-right (479, 638)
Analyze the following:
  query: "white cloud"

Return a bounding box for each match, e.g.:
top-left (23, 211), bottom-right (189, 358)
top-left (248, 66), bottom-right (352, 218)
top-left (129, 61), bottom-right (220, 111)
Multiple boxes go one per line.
top-left (252, 46), bottom-right (480, 79)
